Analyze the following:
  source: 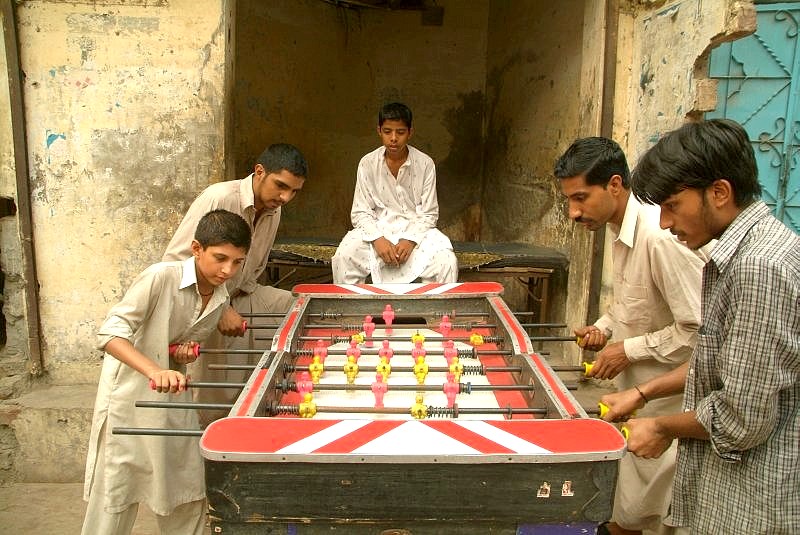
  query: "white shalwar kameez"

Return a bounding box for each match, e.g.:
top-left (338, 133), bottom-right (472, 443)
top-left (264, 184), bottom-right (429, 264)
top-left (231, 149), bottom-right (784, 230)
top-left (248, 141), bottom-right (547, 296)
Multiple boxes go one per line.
top-left (332, 145), bottom-right (458, 284)
top-left (82, 257), bottom-right (228, 535)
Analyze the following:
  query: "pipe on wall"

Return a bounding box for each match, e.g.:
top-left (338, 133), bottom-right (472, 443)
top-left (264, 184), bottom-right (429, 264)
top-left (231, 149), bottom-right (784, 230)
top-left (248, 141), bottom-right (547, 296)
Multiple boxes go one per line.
top-left (1, 2), bottom-right (44, 376)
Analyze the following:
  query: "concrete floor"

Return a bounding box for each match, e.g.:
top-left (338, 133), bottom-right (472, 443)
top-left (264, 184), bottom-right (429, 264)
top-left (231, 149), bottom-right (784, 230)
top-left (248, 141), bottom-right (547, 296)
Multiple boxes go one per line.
top-left (0, 482), bottom-right (172, 534)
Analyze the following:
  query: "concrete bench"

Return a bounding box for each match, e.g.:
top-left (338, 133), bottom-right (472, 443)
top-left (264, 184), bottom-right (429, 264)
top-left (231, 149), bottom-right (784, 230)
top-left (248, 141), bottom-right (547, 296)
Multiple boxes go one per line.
top-left (264, 237), bottom-right (568, 322)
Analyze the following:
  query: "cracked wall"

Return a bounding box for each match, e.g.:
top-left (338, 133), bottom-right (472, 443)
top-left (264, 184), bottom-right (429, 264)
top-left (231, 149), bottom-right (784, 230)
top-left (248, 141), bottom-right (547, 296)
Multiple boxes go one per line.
top-left (9, 0), bottom-right (228, 381)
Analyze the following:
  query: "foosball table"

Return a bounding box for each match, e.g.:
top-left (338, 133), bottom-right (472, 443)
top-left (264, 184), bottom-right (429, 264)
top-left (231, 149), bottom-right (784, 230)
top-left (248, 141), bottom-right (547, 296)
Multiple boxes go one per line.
top-left (200, 282), bottom-right (625, 534)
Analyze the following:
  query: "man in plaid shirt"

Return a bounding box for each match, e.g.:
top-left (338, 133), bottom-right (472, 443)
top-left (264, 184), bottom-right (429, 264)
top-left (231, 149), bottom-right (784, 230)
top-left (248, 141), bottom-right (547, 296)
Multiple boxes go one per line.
top-left (599, 119), bottom-right (799, 533)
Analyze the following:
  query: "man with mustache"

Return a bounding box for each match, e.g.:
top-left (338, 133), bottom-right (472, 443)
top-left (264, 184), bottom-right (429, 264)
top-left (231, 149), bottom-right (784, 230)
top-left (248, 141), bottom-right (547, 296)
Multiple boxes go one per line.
top-left (599, 119), bottom-right (799, 533)
top-left (332, 102), bottom-right (458, 285)
top-left (554, 137), bottom-right (708, 535)
top-left (163, 143), bottom-right (307, 425)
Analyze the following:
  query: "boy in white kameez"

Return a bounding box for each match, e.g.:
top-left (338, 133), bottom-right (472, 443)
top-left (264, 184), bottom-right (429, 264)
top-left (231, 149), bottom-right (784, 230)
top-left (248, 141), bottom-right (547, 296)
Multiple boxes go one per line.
top-left (332, 102), bottom-right (458, 284)
top-left (81, 209), bottom-right (251, 535)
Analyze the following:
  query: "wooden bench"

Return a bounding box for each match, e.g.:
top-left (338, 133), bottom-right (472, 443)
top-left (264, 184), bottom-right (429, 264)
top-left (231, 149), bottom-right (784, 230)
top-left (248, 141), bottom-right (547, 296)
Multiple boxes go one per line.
top-left (264, 238), bottom-right (568, 323)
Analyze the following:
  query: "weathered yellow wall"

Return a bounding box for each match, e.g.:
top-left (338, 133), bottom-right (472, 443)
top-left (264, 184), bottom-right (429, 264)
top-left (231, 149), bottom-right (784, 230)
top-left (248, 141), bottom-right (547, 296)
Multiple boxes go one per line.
top-left (618, 0), bottom-right (755, 158)
top-left (12, 0), bottom-right (228, 379)
top-left (483, 0), bottom-right (585, 247)
top-left (233, 0), bottom-right (490, 241)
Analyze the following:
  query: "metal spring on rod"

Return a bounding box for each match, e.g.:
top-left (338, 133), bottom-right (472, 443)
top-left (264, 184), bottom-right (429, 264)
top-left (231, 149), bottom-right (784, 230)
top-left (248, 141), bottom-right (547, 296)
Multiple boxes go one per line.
top-left (271, 403), bottom-right (300, 416)
top-left (426, 405), bottom-right (458, 418)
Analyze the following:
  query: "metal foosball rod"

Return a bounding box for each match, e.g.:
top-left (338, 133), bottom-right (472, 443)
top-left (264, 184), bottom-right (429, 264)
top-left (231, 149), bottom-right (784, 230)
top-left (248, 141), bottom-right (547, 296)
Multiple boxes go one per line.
top-left (185, 381), bottom-right (246, 389)
top-left (113, 427), bottom-right (203, 436)
top-left (293, 334), bottom-right (577, 344)
top-left (207, 363), bottom-right (260, 370)
top-left (295, 334), bottom-right (505, 344)
top-left (288, 364), bottom-right (521, 375)
top-left (239, 310), bottom-right (547, 320)
top-left (281, 382), bottom-right (537, 393)
top-left (270, 403), bottom-right (548, 418)
top-left (302, 322), bottom-right (568, 331)
top-left (292, 347), bottom-right (498, 358)
top-left (135, 401), bottom-right (233, 410)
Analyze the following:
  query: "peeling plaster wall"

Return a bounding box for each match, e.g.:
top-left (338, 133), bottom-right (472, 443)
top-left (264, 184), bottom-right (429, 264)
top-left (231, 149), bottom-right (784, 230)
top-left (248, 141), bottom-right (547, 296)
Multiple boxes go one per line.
top-left (619, 0), bottom-right (755, 158)
top-left (13, 0), bottom-right (227, 380)
top-left (234, 0), bottom-right (489, 241)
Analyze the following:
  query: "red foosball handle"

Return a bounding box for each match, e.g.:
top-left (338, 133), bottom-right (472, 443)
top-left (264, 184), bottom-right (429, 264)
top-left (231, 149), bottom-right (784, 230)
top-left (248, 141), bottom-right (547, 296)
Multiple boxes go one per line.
top-left (168, 343), bottom-right (200, 358)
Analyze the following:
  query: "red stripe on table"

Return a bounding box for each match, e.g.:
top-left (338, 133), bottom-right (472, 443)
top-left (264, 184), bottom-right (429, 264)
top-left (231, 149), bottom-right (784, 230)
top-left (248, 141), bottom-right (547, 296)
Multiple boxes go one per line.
top-left (443, 282), bottom-right (503, 294)
top-left (424, 420), bottom-right (516, 454)
top-left (357, 284), bottom-right (394, 294)
top-left (528, 352), bottom-right (580, 416)
top-left (235, 368), bottom-right (267, 416)
top-left (313, 420), bottom-right (405, 453)
top-left (292, 284), bottom-right (355, 294)
top-left (202, 418), bottom-right (340, 453)
top-left (276, 309), bottom-right (301, 350)
top-left (407, 283), bottom-right (442, 294)
top-left (486, 419), bottom-right (625, 452)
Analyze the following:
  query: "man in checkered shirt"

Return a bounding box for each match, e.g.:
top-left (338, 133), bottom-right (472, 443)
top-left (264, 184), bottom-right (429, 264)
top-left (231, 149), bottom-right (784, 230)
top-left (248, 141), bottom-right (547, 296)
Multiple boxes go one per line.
top-left (598, 118), bottom-right (799, 533)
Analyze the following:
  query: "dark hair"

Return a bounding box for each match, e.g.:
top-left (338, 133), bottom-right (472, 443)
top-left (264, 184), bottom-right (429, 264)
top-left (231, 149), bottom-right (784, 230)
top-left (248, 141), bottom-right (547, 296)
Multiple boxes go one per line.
top-left (553, 137), bottom-right (630, 188)
top-left (256, 143), bottom-right (308, 179)
top-left (632, 119), bottom-right (761, 206)
top-left (379, 102), bottom-right (413, 128)
top-left (194, 209), bottom-right (251, 251)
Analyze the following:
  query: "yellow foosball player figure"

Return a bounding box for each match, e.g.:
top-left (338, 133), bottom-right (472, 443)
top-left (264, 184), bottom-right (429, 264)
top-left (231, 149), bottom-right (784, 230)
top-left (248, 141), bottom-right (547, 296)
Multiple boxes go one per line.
top-left (299, 393), bottom-right (317, 418)
top-left (449, 355), bottom-right (463, 382)
top-left (344, 355), bottom-right (360, 385)
top-left (308, 355), bottom-right (324, 385)
top-left (376, 356), bottom-right (392, 382)
top-left (469, 332), bottom-right (484, 346)
top-left (411, 331), bottom-right (425, 345)
top-left (413, 355), bottom-right (429, 385)
top-left (410, 393), bottom-right (427, 419)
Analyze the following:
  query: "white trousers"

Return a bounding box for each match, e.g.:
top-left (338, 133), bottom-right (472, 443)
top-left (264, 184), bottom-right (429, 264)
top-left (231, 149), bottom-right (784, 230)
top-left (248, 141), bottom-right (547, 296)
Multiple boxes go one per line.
top-left (82, 431), bottom-right (206, 535)
top-left (612, 440), bottom-right (679, 535)
top-left (332, 232), bottom-right (458, 284)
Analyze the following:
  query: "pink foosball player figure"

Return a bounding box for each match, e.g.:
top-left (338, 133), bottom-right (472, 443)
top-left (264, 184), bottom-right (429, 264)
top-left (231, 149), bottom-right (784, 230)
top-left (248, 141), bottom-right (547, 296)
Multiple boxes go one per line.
top-left (378, 339), bottom-right (394, 363)
top-left (296, 371), bottom-right (314, 397)
top-left (382, 304), bottom-right (395, 333)
top-left (443, 340), bottom-right (458, 366)
top-left (439, 314), bottom-right (452, 337)
top-left (371, 373), bottom-right (388, 408)
top-left (411, 340), bottom-right (426, 361)
top-left (313, 339), bottom-right (329, 363)
top-left (443, 372), bottom-right (459, 408)
top-left (362, 315), bottom-right (376, 347)
top-left (346, 339), bottom-right (361, 363)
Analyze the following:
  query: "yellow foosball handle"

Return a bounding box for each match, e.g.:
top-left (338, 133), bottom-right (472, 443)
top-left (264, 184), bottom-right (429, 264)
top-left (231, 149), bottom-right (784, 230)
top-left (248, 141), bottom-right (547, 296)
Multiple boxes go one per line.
top-left (582, 361), bottom-right (594, 375)
top-left (598, 401), bottom-right (609, 418)
top-left (621, 426), bottom-right (629, 440)
top-left (576, 335), bottom-right (586, 348)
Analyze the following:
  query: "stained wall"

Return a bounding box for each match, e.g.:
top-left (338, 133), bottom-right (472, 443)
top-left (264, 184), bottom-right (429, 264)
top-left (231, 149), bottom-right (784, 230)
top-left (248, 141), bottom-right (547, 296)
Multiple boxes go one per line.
top-left (5, 0), bottom-right (229, 381)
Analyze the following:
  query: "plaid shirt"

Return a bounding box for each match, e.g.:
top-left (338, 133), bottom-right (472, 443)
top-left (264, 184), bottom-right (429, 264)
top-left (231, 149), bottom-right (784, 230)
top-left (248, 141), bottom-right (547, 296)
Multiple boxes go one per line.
top-left (670, 201), bottom-right (800, 533)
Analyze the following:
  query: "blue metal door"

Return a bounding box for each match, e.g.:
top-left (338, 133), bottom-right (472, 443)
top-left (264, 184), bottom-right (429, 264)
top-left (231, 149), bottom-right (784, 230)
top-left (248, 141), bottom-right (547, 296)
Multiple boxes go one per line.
top-left (707, 2), bottom-right (800, 233)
